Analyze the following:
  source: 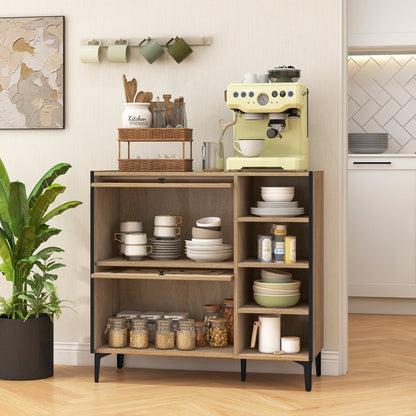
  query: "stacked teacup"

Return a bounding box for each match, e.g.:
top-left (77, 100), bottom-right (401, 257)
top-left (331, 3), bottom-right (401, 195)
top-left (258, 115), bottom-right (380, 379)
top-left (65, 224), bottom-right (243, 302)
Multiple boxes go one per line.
top-left (149, 215), bottom-right (183, 260)
top-left (115, 221), bottom-right (152, 261)
top-left (153, 215), bottom-right (182, 239)
top-left (186, 217), bottom-right (233, 262)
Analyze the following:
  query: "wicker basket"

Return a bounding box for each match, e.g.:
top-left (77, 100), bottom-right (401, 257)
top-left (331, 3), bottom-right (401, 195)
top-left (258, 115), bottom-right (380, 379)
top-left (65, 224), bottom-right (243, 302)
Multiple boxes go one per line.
top-left (118, 128), bottom-right (192, 141)
top-left (118, 158), bottom-right (193, 172)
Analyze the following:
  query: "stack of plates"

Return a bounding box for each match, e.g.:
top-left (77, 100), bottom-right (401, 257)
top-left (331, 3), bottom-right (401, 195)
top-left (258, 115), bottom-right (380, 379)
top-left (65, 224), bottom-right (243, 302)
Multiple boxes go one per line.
top-left (148, 237), bottom-right (183, 260)
top-left (251, 187), bottom-right (304, 217)
top-left (185, 239), bottom-right (233, 262)
top-left (348, 133), bottom-right (388, 154)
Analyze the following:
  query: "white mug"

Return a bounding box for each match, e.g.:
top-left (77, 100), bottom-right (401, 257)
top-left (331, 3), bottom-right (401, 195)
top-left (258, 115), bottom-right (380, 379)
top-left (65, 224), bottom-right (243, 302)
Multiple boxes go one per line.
top-left (124, 244), bottom-right (153, 257)
top-left (154, 226), bottom-right (181, 238)
top-left (116, 232), bottom-right (147, 245)
top-left (154, 215), bottom-right (183, 227)
top-left (233, 139), bottom-right (265, 157)
top-left (80, 40), bottom-right (103, 63)
top-left (242, 72), bottom-right (257, 83)
top-left (120, 221), bottom-right (143, 233)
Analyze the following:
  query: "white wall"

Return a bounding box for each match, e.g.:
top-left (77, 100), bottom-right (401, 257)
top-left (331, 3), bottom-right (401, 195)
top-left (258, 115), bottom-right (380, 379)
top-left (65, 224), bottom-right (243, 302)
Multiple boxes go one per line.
top-left (0, 0), bottom-right (346, 374)
top-left (348, 0), bottom-right (416, 46)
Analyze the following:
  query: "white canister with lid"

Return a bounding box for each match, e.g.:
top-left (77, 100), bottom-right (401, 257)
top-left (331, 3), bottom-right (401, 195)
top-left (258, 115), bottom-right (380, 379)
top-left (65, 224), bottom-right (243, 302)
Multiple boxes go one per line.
top-left (250, 314), bottom-right (281, 353)
top-left (122, 102), bottom-right (152, 128)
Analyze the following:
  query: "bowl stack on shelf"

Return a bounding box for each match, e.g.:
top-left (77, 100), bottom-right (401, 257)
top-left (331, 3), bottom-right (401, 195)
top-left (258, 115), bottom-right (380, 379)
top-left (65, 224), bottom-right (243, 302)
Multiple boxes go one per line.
top-left (185, 217), bottom-right (233, 262)
top-left (253, 269), bottom-right (301, 307)
top-left (250, 187), bottom-right (304, 217)
top-left (348, 133), bottom-right (388, 154)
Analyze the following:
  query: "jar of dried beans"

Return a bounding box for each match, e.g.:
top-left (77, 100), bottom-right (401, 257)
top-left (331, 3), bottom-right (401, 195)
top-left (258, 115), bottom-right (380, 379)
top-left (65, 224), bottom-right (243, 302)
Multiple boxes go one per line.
top-left (209, 318), bottom-right (228, 348)
top-left (223, 298), bottom-right (234, 344)
top-left (176, 319), bottom-right (196, 350)
top-left (106, 317), bottom-right (128, 348)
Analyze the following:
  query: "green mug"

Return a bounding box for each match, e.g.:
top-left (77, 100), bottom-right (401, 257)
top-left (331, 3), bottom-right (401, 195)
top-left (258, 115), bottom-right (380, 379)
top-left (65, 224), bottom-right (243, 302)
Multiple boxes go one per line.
top-left (165, 37), bottom-right (193, 63)
top-left (139, 38), bottom-right (165, 64)
top-left (108, 39), bottom-right (130, 63)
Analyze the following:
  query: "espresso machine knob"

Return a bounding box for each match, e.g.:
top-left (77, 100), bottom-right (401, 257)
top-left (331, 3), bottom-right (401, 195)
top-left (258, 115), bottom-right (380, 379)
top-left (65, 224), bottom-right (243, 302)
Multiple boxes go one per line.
top-left (267, 128), bottom-right (279, 138)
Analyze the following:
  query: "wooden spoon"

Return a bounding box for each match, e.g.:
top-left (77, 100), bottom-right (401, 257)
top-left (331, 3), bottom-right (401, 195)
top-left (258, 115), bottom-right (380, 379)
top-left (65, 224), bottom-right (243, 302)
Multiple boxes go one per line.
top-left (135, 91), bottom-right (145, 102)
top-left (122, 74), bottom-right (130, 102)
top-left (130, 78), bottom-right (137, 102)
top-left (144, 92), bottom-right (153, 103)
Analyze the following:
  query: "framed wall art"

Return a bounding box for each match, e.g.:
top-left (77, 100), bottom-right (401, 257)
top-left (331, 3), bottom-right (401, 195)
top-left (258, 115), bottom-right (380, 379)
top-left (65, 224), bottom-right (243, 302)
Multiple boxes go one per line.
top-left (0, 16), bottom-right (65, 129)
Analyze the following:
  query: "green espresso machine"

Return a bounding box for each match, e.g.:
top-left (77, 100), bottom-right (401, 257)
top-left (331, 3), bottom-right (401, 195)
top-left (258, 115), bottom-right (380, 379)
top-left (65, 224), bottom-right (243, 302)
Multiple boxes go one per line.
top-left (226, 68), bottom-right (309, 171)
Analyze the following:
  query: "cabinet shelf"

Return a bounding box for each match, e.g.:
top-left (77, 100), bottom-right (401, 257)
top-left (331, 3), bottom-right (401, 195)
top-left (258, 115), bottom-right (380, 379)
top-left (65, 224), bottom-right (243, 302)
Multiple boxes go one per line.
top-left (238, 301), bottom-right (309, 315)
top-left (238, 259), bottom-right (309, 268)
top-left (96, 257), bottom-right (234, 269)
top-left (92, 268), bottom-right (233, 281)
top-left (238, 348), bottom-right (309, 362)
top-left (92, 182), bottom-right (233, 189)
top-left (96, 344), bottom-right (234, 359)
top-left (238, 216), bottom-right (309, 223)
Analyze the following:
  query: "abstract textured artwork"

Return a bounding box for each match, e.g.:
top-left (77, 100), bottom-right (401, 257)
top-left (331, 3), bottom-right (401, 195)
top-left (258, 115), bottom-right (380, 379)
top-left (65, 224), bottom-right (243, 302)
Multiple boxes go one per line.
top-left (0, 16), bottom-right (64, 129)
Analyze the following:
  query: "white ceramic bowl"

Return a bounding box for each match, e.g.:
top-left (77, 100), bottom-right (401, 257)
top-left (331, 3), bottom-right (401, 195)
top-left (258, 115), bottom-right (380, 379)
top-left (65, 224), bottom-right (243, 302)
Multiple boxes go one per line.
top-left (253, 285), bottom-right (299, 295)
top-left (120, 221), bottom-right (142, 233)
top-left (196, 217), bottom-right (221, 228)
top-left (192, 227), bottom-right (223, 239)
top-left (254, 280), bottom-right (301, 290)
top-left (261, 187), bottom-right (294, 192)
top-left (261, 192), bottom-right (295, 202)
top-left (154, 215), bottom-right (182, 226)
top-left (190, 238), bottom-right (223, 244)
top-left (261, 269), bottom-right (292, 282)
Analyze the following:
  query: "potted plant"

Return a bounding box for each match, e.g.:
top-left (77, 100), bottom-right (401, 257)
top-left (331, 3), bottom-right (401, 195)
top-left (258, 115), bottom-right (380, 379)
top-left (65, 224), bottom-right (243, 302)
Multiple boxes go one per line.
top-left (0, 158), bottom-right (82, 380)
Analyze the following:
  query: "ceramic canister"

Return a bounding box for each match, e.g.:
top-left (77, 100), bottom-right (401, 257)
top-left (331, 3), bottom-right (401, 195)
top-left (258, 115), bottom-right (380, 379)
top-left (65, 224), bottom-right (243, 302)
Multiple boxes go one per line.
top-left (122, 103), bottom-right (152, 128)
top-left (258, 315), bottom-right (281, 353)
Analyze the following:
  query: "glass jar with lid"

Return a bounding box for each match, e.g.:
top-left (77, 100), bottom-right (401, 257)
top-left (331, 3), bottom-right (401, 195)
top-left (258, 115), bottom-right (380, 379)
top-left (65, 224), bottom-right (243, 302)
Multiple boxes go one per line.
top-left (155, 319), bottom-right (175, 349)
top-left (209, 318), bottom-right (228, 348)
top-left (194, 321), bottom-right (207, 347)
top-left (223, 298), bottom-right (234, 345)
top-left (202, 304), bottom-right (221, 341)
top-left (106, 317), bottom-right (128, 348)
top-left (140, 311), bottom-right (165, 343)
top-left (176, 319), bottom-right (196, 350)
top-left (130, 318), bottom-right (149, 349)
top-left (117, 310), bottom-right (141, 344)
top-left (164, 312), bottom-right (190, 342)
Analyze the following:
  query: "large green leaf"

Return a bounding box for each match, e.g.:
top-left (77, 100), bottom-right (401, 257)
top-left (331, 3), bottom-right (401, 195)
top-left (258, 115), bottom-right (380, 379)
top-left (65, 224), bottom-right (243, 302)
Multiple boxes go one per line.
top-left (28, 163), bottom-right (71, 209)
top-left (41, 200), bottom-right (82, 225)
top-left (0, 231), bottom-right (14, 282)
top-left (29, 184), bottom-right (65, 230)
top-left (34, 225), bottom-right (61, 250)
top-left (0, 178), bottom-right (10, 224)
top-left (0, 158), bottom-right (10, 195)
top-left (14, 225), bottom-right (36, 264)
top-left (8, 182), bottom-right (29, 238)
top-left (34, 246), bottom-right (64, 260)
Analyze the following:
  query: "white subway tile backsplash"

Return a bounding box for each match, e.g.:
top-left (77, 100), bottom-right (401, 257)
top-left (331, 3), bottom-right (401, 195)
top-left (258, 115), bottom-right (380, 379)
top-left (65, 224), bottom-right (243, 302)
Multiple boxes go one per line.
top-left (348, 55), bottom-right (416, 153)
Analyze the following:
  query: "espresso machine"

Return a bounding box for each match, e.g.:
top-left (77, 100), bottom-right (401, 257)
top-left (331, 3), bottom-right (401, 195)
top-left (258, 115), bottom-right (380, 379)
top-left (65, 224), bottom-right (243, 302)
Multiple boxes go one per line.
top-left (226, 66), bottom-right (309, 171)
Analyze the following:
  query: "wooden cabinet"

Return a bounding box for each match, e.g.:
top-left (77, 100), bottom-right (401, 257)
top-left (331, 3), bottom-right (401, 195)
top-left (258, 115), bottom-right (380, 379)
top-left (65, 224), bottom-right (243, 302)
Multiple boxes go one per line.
top-left (90, 170), bottom-right (324, 391)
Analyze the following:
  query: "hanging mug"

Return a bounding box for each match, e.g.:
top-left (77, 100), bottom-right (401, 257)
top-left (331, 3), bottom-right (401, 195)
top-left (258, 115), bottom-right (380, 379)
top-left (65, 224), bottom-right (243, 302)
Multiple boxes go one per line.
top-left (80, 40), bottom-right (103, 63)
top-left (108, 39), bottom-right (130, 63)
top-left (165, 37), bottom-right (193, 63)
top-left (139, 38), bottom-right (165, 63)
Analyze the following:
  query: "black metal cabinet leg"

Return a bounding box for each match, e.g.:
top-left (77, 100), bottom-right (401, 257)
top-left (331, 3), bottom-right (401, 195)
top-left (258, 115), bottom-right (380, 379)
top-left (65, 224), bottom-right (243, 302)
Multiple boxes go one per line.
top-left (295, 361), bottom-right (312, 392)
top-left (240, 359), bottom-right (247, 382)
top-left (95, 353), bottom-right (110, 383)
top-left (117, 354), bottom-right (125, 369)
top-left (315, 352), bottom-right (322, 377)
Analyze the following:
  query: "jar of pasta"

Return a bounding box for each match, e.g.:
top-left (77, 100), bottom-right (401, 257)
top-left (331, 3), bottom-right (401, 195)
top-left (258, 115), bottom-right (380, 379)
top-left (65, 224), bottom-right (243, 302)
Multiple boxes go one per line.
top-left (130, 318), bottom-right (149, 349)
top-left (155, 319), bottom-right (174, 349)
top-left (106, 317), bottom-right (128, 348)
top-left (176, 319), bottom-right (196, 350)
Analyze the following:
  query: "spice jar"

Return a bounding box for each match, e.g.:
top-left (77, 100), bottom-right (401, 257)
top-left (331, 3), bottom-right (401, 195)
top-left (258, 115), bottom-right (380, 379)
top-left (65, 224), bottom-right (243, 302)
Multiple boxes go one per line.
top-left (223, 298), bottom-right (234, 345)
top-left (203, 304), bottom-right (221, 341)
top-left (130, 318), bottom-right (149, 349)
top-left (194, 321), bottom-right (207, 347)
top-left (209, 318), bottom-right (228, 348)
top-left (155, 319), bottom-right (175, 349)
top-left (271, 224), bottom-right (287, 263)
top-left (140, 311), bottom-right (165, 343)
top-left (176, 319), bottom-right (196, 350)
top-left (106, 317), bottom-right (128, 348)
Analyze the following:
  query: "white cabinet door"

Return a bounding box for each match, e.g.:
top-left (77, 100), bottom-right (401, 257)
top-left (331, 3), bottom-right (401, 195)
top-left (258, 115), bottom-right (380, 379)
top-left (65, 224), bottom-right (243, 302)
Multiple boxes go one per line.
top-left (348, 158), bottom-right (416, 297)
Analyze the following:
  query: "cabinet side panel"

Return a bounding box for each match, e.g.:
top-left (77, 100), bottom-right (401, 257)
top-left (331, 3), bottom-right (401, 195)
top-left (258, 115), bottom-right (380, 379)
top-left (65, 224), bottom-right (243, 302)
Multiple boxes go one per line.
top-left (312, 171), bottom-right (324, 358)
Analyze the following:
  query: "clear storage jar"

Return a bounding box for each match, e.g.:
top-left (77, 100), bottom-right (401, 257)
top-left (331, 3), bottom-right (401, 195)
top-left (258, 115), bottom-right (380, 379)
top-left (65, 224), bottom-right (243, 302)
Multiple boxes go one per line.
top-left (209, 318), bottom-right (228, 348)
top-left (176, 319), bottom-right (196, 350)
top-left (140, 311), bottom-right (165, 343)
top-left (194, 321), bottom-right (207, 347)
top-left (130, 318), bottom-right (149, 349)
top-left (223, 298), bottom-right (234, 345)
top-left (155, 319), bottom-right (175, 350)
top-left (203, 304), bottom-right (221, 341)
top-left (164, 312), bottom-right (190, 342)
top-left (106, 317), bottom-right (128, 348)
top-left (117, 310), bottom-right (141, 343)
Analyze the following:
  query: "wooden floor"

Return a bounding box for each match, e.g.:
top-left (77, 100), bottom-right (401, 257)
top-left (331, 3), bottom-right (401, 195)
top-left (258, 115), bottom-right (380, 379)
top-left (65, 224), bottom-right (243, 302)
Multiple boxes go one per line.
top-left (0, 314), bottom-right (415, 415)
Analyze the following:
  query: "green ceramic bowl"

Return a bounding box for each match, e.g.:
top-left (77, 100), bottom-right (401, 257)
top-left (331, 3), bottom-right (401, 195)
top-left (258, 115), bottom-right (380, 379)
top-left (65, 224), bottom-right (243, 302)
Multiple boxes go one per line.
top-left (253, 293), bottom-right (301, 308)
top-left (253, 280), bottom-right (301, 290)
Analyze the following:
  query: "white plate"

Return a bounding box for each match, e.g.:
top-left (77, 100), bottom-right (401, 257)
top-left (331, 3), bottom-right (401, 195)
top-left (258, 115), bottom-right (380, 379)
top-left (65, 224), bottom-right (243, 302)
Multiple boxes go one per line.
top-left (257, 201), bottom-right (299, 207)
top-left (187, 252), bottom-right (232, 262)
top-left (251, 207), bottom-right (304, 217)
top-left (190, 238), bottom-right (224, 244)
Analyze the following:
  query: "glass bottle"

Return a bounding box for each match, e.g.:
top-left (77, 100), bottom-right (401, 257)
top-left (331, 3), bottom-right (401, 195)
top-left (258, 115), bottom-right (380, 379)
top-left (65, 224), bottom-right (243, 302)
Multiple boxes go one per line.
top-left (176, 319), bottom-right (196, 350)
top-left (223, 298), bottom-right (234, 345)
top-left (203, 304), bottom-right (221, 341)
top-left (130, 318), bottom-right (149, 349)
top-left (106, 317), bottom-right (128, 348)
top-left (209, 318), bottom-right (228, 348)
top-left (271, 224), bottom-right (287, 263)
top-left (194, 321), bottom-right (207, 347)
top-left (155, 319), bottom-right (175, 349)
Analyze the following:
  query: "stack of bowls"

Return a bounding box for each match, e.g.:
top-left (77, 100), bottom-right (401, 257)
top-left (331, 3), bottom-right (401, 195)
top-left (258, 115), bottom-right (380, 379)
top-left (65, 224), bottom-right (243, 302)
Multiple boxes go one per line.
top-left (348, 133), bottom-right (388, 154)
top-left (186, 217), bottom-right (233, 262)
top-left (154, 215), bottom-right (182, 240)
top-left (253, 269), bottom-right (301, 307)
top-left (251, 187), bottom-right (304, 217)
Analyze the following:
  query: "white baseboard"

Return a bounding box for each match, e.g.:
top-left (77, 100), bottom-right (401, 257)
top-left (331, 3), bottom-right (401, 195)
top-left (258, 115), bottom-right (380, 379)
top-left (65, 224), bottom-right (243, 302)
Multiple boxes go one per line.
top-left (54, 343), bottom-right (341, 376)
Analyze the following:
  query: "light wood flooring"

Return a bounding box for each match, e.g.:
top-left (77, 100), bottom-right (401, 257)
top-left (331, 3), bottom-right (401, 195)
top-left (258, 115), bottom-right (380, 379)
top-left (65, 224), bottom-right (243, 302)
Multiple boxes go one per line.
top-left (0, 314), bottom-right (415, 415)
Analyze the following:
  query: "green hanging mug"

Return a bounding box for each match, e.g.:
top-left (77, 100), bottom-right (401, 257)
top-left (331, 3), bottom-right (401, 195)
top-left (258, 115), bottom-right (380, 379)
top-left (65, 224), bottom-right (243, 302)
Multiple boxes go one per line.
top-left (139, 37), bottom-right (165, 64)
top-left (165, 37), bottom-right (193, 63)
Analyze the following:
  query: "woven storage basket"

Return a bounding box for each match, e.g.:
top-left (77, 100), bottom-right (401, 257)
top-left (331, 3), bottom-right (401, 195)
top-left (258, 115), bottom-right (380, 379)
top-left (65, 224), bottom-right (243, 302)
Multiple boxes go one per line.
top-left (118, 158), bottom-right (193, 172)
top-left (118, 128), bottom-right (192, 141)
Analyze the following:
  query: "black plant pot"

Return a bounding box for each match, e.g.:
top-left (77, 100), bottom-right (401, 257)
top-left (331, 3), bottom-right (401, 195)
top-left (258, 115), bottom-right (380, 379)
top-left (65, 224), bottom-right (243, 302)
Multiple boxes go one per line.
top-left (0, 314), bottom-right (53, 380)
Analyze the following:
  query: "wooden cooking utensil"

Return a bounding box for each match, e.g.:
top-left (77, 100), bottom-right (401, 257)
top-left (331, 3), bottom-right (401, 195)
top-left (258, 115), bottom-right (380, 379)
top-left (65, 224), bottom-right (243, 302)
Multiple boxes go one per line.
top-left (135, 91), bottom-right (145, 102)
top-left (122, 74), bottom-right (130, 102)
top-left (130, 78), bottom-right (137, 102)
